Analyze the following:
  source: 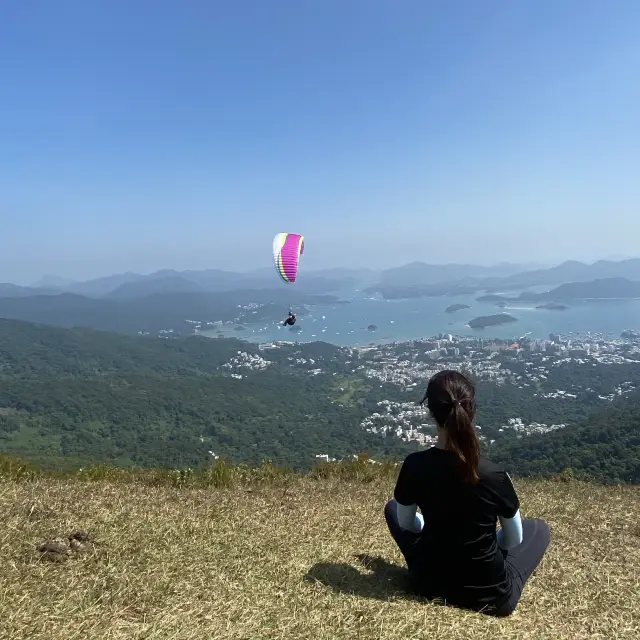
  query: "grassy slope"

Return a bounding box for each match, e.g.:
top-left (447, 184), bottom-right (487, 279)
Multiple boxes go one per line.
top-left (1, 469), bottom-right (639, 639)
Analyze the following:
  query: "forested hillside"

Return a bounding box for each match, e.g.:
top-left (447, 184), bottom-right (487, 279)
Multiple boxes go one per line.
top-left (0, 319), bottom-right (416, 470)
top-left (490, 398), bottom-right (640, 483)
top-left (0, 318), bottom-right (639, 482)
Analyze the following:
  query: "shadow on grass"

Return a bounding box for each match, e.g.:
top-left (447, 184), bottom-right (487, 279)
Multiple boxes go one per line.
top-left (305, 555), bottom-right (489, 615)
top-left (304, 554), bottom-right (418, 601)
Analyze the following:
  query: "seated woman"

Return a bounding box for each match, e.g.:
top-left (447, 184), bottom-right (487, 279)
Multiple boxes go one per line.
top-left (385, 370), bottom-right (550, 617)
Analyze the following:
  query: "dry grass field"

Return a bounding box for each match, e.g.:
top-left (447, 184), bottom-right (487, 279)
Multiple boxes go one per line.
top-left (0, 461), bottom-right (638, 639)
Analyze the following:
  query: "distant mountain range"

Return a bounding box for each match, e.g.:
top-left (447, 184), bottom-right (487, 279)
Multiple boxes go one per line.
top-left (377, 261), bottom-right (541, 287)
top-left (12, 267), bottom-right (378, 299)
top-left (0, 283), bottom-right (59, 298)
top-left (8, 258), bottom-right (640, 302)
top-left (64, 269), bottom-right (350, 298)
top-left (529, 278), bottom-right (640, 301)
top-left (365, 258), bottom-right (640, 299)
top-left (483, 259), bottom-right (640, 291)
top-left (31, 275), bottom-right (75, 289)
top-left (479, 278), bottom-right (640, 304)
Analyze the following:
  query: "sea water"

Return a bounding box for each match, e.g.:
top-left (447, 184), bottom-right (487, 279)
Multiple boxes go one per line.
top-left (204, 290), bottom-right (640, 347)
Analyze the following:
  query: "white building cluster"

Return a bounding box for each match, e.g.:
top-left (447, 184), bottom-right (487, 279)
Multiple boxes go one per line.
top-left (598, 382), bottom-right (636, 402)
top-left (535, 390), bottom-right (578, 399)
top-left (221, 351), bottom-right (271, 372)
top-left (360, 400), bottom-right (437, 446)
top-left (499, 417), bottom-right (566, 436)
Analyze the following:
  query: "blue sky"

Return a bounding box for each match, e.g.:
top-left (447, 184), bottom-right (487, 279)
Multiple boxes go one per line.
top-left (1, 1), bottom-right (640, 283)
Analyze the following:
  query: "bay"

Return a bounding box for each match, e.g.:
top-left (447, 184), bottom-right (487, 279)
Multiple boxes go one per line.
top-left (203, 289), bottom-right (640, 347)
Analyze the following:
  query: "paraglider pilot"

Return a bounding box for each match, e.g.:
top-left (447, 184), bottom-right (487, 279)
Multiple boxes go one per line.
top-left (283, 311), bottom-right (296, 327)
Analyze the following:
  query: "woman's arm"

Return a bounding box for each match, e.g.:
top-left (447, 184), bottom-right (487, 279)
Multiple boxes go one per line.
top-left (497, 509), bottom-right (523, 549)
top-left (393, 454), bottom-right (423, 533)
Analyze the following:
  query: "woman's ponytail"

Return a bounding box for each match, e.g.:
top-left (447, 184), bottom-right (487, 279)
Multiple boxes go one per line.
top-left (422, 370), bottom-right (480, 483)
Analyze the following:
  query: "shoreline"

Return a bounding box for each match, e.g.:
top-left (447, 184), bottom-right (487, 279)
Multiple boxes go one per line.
top-left (198, 327), bottom-right (623, 350)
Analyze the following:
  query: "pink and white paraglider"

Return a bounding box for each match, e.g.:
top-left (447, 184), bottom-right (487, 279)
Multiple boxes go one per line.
top-left (272, 232), bottom-right (305, 326)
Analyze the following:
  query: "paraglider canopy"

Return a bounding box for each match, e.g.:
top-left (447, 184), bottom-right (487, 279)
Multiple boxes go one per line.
top-left (273, 233), bottom-right (304, 284)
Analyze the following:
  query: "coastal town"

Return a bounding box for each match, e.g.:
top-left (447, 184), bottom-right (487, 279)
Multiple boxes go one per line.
top-left (219, 329), bottom-right (640, 451)
top-left (354, 331), bottom-right (640, 446)
top-left (358, 332), bottom-right (640, 388)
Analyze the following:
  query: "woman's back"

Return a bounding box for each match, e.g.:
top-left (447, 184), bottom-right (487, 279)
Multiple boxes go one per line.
top-left (394, 446), bottom-right (520, 607)
top-left (385, 370), bottom-right (549, 616)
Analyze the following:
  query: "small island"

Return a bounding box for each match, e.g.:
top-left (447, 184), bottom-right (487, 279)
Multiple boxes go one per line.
top-left (468, 313), bottom-right (518, 329)
top-left (536, 302), bottom-right (568, 311)
top-left (445, 304), bottom-right (470, 313)
top-left (234, 325), bottom-right (246, 331)
top-left (367, 324), bottom-right (378, 331)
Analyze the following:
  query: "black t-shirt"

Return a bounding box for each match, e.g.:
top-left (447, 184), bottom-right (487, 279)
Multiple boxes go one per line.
top-left (393, 447), bottom-right (520, 609)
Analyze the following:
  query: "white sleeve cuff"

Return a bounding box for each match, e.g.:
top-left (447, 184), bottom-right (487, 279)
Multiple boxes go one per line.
top-left (497, 509), bottom-right (523, 549)
top-left (396, 502), bottom-right (424, 533)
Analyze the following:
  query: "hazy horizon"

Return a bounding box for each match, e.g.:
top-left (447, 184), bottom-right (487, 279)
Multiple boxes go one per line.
top-left (16, 259), bottom-right (543, 288)
top-left (13, 254), bottom-right (640, 289)
top-left (3, 2), bottom-right (640, 283)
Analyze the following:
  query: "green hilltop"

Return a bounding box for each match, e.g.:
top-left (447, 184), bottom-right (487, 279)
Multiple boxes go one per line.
top-left (1, 461), bottom-right (638, 639)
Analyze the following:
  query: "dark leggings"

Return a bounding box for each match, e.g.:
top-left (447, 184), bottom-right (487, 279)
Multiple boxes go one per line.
top-left (384, 500), bottom-right (550, 616)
